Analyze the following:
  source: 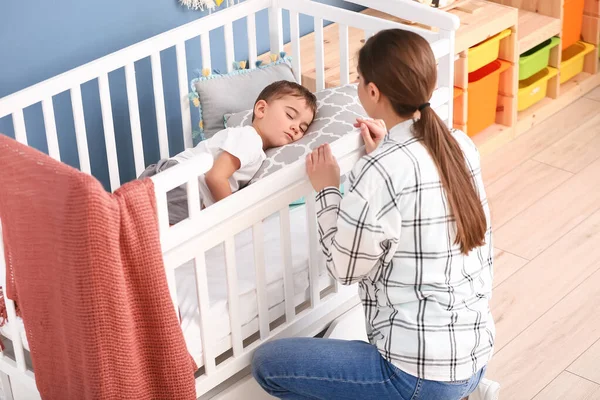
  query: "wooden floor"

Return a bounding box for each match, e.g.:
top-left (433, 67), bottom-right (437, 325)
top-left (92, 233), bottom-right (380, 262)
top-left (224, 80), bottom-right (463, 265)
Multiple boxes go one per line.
top-left (484, 85), bottom-right (600, 400)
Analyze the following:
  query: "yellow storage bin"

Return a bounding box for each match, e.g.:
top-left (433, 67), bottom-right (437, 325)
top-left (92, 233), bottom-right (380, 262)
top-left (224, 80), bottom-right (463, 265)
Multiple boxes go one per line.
top-left (518, 67), bottom-right (558, 111)
top-left (560, 41), bottom-right (595, 84)
top-left (468, 29), bottom-right (512, 73)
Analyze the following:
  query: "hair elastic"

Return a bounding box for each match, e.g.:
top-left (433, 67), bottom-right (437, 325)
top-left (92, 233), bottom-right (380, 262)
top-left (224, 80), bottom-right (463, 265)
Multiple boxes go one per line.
top-left (417, 102), bottom-right (430, 111)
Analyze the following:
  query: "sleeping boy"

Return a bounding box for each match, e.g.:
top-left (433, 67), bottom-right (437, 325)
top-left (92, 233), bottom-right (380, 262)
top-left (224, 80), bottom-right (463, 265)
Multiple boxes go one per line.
top-left (139, 80), bottom-right (317, 225)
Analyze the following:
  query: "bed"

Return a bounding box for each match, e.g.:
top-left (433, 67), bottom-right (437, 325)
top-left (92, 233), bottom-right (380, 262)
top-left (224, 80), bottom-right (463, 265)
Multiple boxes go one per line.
top-left (0, 0), bottom-right (459, 398)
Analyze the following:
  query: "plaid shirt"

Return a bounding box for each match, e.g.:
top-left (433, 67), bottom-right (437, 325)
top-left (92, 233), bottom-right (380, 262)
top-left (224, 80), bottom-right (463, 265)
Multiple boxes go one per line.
top-left (316, 119), bottom-right (495, 382)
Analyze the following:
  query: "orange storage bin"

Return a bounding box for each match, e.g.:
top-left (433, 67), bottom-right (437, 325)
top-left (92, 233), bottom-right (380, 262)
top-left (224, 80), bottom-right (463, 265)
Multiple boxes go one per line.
top-left (467, 60), bottom-right (511, 137)
top-left (562, 0), bottom-right (586, 50)
top-left (453, 87), bottom-right (465, 127)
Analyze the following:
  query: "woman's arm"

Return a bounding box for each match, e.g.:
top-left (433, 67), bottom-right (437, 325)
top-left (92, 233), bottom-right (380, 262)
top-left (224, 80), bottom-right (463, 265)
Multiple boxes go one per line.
top-left (306, 144), bottom-right (399, 285)
top-left (315, 186), bottom-right (391, 285)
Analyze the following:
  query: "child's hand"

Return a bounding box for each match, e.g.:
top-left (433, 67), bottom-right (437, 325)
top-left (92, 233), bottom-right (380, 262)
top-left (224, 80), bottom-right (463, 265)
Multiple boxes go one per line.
top-left (355, 118), bottom-right (387, 154)
top-left (306, 144), bottom-right (340, 192)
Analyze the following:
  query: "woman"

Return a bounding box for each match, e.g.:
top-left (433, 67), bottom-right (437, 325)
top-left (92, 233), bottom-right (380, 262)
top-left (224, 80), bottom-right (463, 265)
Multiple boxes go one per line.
top-left (251, 29), bottom-right (497, 400)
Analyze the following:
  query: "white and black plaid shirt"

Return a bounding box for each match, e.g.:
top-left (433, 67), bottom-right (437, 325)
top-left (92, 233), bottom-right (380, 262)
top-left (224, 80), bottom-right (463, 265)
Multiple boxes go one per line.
top-left (316, 119), bottom-right (495, 382)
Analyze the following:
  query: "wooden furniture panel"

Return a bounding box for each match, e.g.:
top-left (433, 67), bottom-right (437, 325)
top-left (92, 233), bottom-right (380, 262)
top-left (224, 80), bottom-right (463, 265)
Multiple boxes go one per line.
top-left (583, 15), bottom-right (600, 75)
top-left (585, 0), bottom-right (600, 17)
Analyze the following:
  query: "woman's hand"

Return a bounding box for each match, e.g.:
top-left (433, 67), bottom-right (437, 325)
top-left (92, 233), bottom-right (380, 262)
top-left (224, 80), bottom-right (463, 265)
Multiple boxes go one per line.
top-left (355, 118), bottom-right (387, 154)
top-left (306, 144), bottom-right (340, 192)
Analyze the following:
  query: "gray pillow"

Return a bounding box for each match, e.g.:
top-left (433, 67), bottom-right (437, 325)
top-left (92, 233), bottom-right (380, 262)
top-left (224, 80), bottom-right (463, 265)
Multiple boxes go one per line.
top-left (224, 83), bottom-right (367, 183)
top-left (190, 56), bottom-right (296, 138)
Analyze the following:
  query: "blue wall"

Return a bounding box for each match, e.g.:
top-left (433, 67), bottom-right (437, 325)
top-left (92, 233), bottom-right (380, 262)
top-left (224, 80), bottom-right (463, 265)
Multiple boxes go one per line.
top-left (0, 0), bottom-right (362, 190)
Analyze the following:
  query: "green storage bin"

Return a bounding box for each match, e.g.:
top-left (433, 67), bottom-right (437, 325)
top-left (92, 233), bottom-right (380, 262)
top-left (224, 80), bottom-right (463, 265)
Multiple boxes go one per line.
top-left (519, 37), bottom-right (560, 81)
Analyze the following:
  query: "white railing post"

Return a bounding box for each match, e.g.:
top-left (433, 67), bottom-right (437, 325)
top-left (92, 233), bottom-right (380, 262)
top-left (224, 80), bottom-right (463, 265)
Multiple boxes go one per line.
top-left (253, 223), bottom-right (270, 339)
top-left (150, 52), bottom-right (170, 160)
top-left (224, 238), bottom-right (243, 356)
top-left (290, 11), bottom-right (302, 84)
top-left (201, 33), bottom-right (212, 72)
top-left (224, 22), bottom-right (235, 73)
top-left (437, 29), bottom-right (456, 128)
top-left (268, 1), bottom-right (284, 54)
top-left (41, 98), bottom-right (60, 161)
top-left (124, 64), bottom-right (146, 177)
top-left (305, 195), bottom-right (321, 307)
top-left (339, 24), bottom-right (350, 86)
top-left (314, 18), bottom-right (325, 91)
top-left (175, 44), bottom-right (194, 150)
top-left (98, 73), bottom-right (120, 191)
top-left (247, 13), bottom-right (258, 68)
top-left (194, 254), bottom-right (216, 375)
top-left (12, 110), bottom-right (27, 146)
top-left (70, 85), bottom-right (92, 174)
top-left (279, 207), bottom-right (296, 323)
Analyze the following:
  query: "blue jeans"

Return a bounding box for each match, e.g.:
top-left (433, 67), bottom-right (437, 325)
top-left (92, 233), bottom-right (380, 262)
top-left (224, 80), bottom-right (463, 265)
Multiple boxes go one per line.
top-left (252, 338), bottom-right (486, 400)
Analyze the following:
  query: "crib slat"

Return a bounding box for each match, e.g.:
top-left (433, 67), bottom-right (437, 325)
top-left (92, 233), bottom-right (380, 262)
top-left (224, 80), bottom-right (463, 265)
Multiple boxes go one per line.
top-left (176, 43), bottom-right (193, 150)
top-left (0, 372), bottom-right (12, 400)
top-left (224, 238), bottom-right (243, 357)
top-left (124, 63), bottom-right (146, 177)
top-left (339, 24), bottom-right (350, 86)
top-left (98, 73), bottom-right (120, 191)
top-left (151, 53), bottom-right (170, 160)
top-left (201, 33), bottom-right (212, 72)
top-left (155, 190), bottom-right (170, 237)
top-left (70, 86), bottom-right (91, 174)
top-left (1, 227), bottom-right (26, 372)
top-left (12, 109), bottom-right (27, 145)
top-left (5, 299), bottom-right (26, 373)
top-left (42, 98), bottom-right (60, 161)
top-left (247, 13), bottom-right (258, 68)
top-left (438, 30), bottom-right (455, 128)
top-left (224, 22), bottom-right (235, 73)
top-left (194, 254), bottom-right (216, 375)
top-left (187, 176), bottom-right (201, 220)
top-left (268, 6), bottom-right (283, 54)
top-left (279, 207), bottom-right (296, 323)
top-left (290, 11), bottom-right (302, 84)
top-left (306, 194), bottom-right (321, 307)
top-left (253, 222), bottom-right (270, 339)
top-left (165, 268), bottom-right (180, 323)
top-left (314, 18), bottom-right (325, 92)
top-left (0, 228), bottom-right (25, 374)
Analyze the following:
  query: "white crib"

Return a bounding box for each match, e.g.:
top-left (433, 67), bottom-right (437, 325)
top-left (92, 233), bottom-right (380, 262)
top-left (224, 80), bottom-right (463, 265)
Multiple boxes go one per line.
top-left (0, 0), bottom-right (459, 398)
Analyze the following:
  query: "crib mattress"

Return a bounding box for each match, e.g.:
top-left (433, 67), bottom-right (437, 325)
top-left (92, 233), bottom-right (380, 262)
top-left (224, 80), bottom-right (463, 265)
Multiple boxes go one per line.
top-left (1, 205), bottom-right (328, 368)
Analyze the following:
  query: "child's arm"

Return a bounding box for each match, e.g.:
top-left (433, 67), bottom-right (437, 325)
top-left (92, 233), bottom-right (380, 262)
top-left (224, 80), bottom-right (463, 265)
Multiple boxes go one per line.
top-left (204, 151), bottom-right (241, 202)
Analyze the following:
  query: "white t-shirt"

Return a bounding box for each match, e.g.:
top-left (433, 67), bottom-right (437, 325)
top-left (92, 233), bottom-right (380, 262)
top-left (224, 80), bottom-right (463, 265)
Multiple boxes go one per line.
top-left (172, 126), bottom-right (266, 208)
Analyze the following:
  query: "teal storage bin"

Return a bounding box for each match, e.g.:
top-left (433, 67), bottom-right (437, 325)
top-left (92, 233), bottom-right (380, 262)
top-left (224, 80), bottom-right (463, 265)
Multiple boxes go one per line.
top-left (519, 37), bottom-right (560, 81)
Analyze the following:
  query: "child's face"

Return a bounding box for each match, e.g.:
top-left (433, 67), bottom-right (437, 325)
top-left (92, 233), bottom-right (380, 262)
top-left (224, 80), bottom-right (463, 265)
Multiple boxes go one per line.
top-left (253, 95), bottom-right (314, 148)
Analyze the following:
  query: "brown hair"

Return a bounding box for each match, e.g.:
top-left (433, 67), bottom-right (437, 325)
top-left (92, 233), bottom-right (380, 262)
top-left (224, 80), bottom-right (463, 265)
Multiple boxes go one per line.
top-left (358, 29), bottom-right (486, 254)
top-left (252, 80), bottom-right (318, 122)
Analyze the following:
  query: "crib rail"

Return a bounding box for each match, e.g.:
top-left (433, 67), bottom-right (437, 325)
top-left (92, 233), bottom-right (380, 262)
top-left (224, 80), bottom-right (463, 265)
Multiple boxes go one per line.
top-left (0, 0), bottom-right (459, 398)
